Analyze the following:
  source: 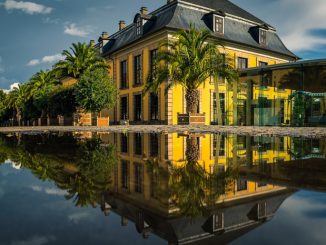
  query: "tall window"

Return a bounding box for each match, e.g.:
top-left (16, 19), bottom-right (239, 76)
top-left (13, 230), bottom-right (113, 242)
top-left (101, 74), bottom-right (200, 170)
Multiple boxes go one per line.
top-left (212, 92), bottom-right (225, 124)
top-left (134, 94), bottom-right (142, 121)
top-left (214, 16), bottom-right (224, 34)
top-left (150, 93), bottom-right (159, 120)
top-left (237, 57), bottom-right (248, 69)
top-left (134, 133), bottom-right (142, 155)
top-left (134, 163), bottom-right (143, 193)
top-left (120, 96), bottom-right (128, 120)
top-left (121, 160), bottom-right (129, 190)
top-left (260, 29), bottom-right (267, 45)
top-left (120, 60), bottom-right (128, 89)
top-left (134, 55), bottom-right (142, 85)
top-left (136, 16), bottom-right (142, 36)
top-left (150, 49), bottom-right (158, 74)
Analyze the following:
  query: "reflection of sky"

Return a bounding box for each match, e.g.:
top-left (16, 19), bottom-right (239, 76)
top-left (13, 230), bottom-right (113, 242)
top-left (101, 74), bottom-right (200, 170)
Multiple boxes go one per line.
top-left (0, 163), bottom-right (165, 245)
top-left (231, 191), bottom-right (326, 245)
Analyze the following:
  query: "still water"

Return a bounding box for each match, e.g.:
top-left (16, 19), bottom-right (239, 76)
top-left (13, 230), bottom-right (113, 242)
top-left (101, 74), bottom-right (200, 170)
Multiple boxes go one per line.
top-left (0, 132), bottom-right (325, 245)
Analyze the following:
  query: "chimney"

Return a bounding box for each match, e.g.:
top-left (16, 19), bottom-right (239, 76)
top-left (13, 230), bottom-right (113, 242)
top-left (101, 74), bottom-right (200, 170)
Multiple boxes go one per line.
top-left (89, 40), bottom-right (95, 47)
top-left (119, 20), bottom-right (126, 31)
top-left (140, 6), bottom-right (148, 15)
top-left (98, 32), bottom-right (109, 46)
top-left (101, 31), bottom-right (109, 40)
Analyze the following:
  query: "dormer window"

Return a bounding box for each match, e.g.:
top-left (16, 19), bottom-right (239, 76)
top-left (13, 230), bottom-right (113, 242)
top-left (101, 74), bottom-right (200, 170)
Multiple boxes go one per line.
top-left (259, 29), bottom-right (267, 45)
top-left (136, 16), bottom-right (142, 36)
top-left (214, 15), bottom-right (224, 34)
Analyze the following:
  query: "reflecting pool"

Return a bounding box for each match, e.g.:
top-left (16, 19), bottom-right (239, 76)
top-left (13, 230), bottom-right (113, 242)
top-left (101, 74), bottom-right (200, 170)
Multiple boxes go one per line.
top-left (0, 132), bottom-right (325, 244)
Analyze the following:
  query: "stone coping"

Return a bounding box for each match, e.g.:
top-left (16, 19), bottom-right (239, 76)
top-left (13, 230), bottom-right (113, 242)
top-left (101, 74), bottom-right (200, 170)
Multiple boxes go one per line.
top-left (0, 126), bottom-right (325, 139)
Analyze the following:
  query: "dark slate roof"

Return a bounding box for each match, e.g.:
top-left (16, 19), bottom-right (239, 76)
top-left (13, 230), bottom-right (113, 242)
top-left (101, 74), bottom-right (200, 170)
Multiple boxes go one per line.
top-left (181, 0), bottom-right (268, 25)
top-left (102, 1), bottom-right (297, 59)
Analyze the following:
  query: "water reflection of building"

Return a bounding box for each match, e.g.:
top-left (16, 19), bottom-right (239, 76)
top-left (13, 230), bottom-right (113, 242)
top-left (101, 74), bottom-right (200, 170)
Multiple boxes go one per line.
top-left (91, 132), bottom-right (325, 243)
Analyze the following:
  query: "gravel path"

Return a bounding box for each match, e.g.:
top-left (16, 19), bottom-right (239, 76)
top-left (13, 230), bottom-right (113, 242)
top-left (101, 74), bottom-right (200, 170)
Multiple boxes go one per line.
top-left (0, 125), bottom-right (325, 138)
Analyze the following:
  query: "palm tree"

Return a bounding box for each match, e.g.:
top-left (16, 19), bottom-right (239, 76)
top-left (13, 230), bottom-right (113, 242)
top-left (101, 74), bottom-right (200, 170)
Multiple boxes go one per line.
top-left (29, 70), bottom-right (59, 118)
top-left (6, 84), bottom-right (32, 125)
top-left (144, 25), bottom-right (238, 123)
top-left (54, 42), bottom-right (108, 79)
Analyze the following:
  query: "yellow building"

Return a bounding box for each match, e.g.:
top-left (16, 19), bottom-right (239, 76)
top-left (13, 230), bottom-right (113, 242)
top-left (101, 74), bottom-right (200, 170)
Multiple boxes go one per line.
top-left (93, 0), bottom-right (297, 125)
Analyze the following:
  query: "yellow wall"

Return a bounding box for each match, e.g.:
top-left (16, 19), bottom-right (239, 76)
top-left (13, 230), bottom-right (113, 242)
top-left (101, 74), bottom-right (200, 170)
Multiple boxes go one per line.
top-left (103, 30), bottom-right (294, 125)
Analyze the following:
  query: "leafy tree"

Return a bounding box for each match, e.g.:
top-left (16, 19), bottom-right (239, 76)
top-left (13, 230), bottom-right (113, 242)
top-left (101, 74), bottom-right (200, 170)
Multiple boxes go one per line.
top-left (54, 42), bottom-right (108, 79)
top-left (145, 25), bottom-right (238, 122)
top-left (75, 68), bottom-right (117, 113)
top-left (48, 87), bottom-right (77, 117)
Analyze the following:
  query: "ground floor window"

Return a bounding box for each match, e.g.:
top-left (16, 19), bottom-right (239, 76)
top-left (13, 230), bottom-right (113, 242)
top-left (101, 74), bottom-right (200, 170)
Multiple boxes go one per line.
top-left (150, 133), bottom-right (159, 157)
top-left (134, 133), bottom-right (142, 155)
top-left (134, 94), bottom-right (142, 121)
top-left (150, 93), bottom-right (159, 120)
top-left (120, 96), bottom-right (128, 120)
top-left (120, 134), bottom-right (128, 153)
top-left (212, 92), bottom-right (226, 124)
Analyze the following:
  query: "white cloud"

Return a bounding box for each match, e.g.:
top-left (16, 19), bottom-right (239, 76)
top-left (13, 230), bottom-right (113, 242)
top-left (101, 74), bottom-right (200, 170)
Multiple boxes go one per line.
top-left (64, 23), bottom-right (90, 37)
top-left (233, 0), bottom-right (326, 52)
top-left (26, 59), bottom-right (40, 66)
top-left (1, 79), bottom-right (19, 93)
top-left (26, 53), bottom-right (64, 66)
top-left (30, 185), bottom-right (66, 196)
top-left (3, 0), bottom-right (53, 15)
top-left (44, 188), bottom-right (66, 196)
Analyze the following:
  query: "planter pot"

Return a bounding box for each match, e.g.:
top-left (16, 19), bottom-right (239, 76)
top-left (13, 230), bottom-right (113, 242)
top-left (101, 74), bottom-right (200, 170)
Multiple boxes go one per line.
top-left (97, 117), bottom-right (110, 127)
top-left (120, 120), bottom-right (130, 126)
top-left (178, 113), bottom-right (206, 126)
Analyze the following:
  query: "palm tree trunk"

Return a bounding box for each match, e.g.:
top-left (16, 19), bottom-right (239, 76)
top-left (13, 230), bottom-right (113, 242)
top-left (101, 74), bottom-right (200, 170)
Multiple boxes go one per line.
top-left (186, 136), bottom-right (199, 162)
top-left (185, 89), bottom-right (200, 114)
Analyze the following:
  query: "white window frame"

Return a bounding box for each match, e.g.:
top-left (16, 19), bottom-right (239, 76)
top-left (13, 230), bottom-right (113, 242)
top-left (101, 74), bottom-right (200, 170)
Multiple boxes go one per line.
top-left (214, 15), bottom-right (224, 34)
top-left (136, 16), bottom-right (142, 36)
top-left (259, 29), bottom-right (267, 45)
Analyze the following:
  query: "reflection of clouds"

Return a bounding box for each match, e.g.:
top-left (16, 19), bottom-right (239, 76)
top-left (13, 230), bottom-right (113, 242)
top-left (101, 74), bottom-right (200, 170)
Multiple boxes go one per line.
top-left (8, 235), bottom-right (55, 245)
top-left (68, 212), bottom-right (92, 224)
top-left (30, 186), bottom-right (66, 196)
top-left (231, 191), bottom-right (326, 245)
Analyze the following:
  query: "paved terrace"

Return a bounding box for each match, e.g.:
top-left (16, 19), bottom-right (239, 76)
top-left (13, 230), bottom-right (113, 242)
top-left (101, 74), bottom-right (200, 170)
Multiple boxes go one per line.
top-left (0, 126), bottom-right (325, 138)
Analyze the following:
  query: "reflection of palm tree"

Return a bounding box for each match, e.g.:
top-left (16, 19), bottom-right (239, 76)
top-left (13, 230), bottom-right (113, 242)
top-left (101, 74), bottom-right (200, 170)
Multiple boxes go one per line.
top-left (169, 136), bottom-right (237, 218)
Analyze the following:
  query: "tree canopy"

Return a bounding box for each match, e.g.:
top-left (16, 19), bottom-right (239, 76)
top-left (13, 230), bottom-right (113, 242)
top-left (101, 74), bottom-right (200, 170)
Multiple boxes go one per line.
top-left (75, 68), bottom-right (117, 113)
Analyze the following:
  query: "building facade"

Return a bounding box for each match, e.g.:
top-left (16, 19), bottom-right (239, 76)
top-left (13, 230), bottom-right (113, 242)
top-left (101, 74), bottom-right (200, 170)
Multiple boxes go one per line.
top-left (95, 0), bottom-right (298, 125)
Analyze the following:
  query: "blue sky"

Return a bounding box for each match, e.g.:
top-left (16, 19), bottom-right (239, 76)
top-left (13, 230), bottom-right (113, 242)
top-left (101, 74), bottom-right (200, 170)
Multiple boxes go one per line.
top-left (0, 0), bottom-right (326, 90)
